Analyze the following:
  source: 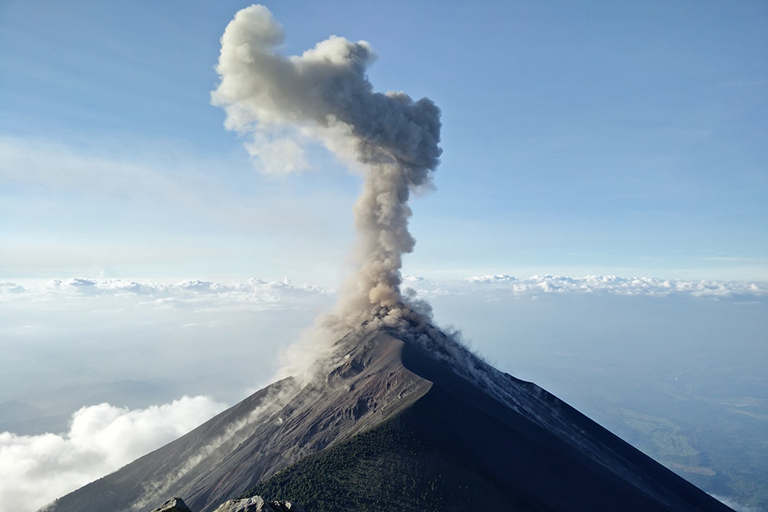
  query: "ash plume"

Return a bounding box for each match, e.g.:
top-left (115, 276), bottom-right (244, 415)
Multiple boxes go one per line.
top-left (212, 5), bottom-right (441, 336)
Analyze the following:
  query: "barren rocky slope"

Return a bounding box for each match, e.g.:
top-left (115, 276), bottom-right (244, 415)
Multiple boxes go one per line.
top-left (47, 321), bottom-right (734, 512)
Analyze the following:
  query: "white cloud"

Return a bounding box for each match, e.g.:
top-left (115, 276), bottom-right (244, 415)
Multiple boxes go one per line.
top-left (402, 274), bottom-right (768, 300)
top-left (2, 277), bottom-right (332, 304)
top-left (3, 275), bottom-right (764, 314)
top-left (0, 282), bottom-right (25, 294)
top-left (0, 396), bottom-right (226, 512)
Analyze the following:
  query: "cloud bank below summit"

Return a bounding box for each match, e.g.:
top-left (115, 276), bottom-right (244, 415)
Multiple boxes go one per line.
top-left (415, 274), bottom-right (767, 300)
top-left (0, 396), bottom-right (226, 512)
top-left (3, 274), bottom-right (764, 301)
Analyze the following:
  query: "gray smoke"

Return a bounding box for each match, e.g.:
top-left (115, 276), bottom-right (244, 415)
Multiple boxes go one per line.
top-left (212, 5), bottom-right (441, 334)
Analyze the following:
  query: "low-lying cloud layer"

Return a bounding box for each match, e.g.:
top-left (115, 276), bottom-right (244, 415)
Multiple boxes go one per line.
top-left (3, 274), bottom-right (763, 302)
top-left (4, 277), bottom-right (331, 302)
top-left (406, 274), bottom-right (767, 300)
top-left (0, 396), bottom-right (225, 512)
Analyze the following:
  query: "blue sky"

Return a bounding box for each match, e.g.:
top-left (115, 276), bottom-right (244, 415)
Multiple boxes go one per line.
top-left (1, 0), bottom-right (766, 283)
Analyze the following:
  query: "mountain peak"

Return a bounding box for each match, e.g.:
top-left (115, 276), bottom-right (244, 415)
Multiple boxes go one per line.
top-left (46, 323), bottom-right (733, 512)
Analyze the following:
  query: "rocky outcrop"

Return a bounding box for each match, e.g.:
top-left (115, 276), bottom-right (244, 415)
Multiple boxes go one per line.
top-left (152, 497), bottom-right (193, 512)
top-left (152, 496), bottom-right (303, 512)
top-left (211, 497), bottom-right (303, 512)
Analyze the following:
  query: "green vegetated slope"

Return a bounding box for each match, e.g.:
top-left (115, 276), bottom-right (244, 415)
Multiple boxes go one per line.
top-left (243, 409), bottom-right (533, 512)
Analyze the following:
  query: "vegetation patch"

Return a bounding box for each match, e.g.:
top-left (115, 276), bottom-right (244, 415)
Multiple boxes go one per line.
top-left (241, 411), bottom-right (527, 512)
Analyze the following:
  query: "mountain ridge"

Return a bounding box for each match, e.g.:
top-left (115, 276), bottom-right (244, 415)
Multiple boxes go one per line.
top-left (45, 321), bottom-right (734, 512)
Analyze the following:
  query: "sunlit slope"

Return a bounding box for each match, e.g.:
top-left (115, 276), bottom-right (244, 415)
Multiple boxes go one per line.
top-left (46, 331), bottom-right (432, 512)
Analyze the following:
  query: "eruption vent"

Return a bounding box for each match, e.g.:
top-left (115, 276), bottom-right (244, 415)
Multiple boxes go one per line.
top-left (212, 5), bottom-right (441, 330)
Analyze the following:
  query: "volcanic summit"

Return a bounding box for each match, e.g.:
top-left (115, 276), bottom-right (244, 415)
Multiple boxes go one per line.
top-left (47, 316), bottom-right (732, 511)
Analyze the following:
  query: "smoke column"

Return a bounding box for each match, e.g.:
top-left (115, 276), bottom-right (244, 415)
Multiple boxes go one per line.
top-left (212, 5), bottom-right (441, 331)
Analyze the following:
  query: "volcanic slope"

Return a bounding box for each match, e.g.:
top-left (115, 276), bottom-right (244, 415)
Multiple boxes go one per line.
top-left (46, 321), bottom-right (733, 512)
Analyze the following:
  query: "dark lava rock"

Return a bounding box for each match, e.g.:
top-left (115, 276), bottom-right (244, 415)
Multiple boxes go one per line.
top-left (152, 497), bottom-right (193, 512)
top-left (211, 496), bottom-right (303, 512)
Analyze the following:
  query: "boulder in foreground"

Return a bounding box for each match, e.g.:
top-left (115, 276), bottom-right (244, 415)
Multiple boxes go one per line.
top-left (212, 496), bottom-right (304, 512)
top-left (151, 497), bottom-right (193, 512)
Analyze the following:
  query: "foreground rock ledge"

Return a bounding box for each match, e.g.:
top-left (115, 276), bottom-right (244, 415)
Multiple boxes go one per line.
top-left (152, 496), bottom-right (304, 512)
top-left (151, 497), bottom-right (193, 512)
top-left (213, 496), bottom-right (304, 512)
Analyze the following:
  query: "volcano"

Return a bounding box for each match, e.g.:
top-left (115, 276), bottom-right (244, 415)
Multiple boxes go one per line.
top-left (46, 319), bottom-right (732, 512)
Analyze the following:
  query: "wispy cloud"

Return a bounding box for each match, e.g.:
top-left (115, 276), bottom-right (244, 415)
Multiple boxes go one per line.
top-left (0, 136), bottom-right (197, 200)
top-left (0, 135), bottom-right (349, 228)
top-left (0, 135), bottom-right (358, 280)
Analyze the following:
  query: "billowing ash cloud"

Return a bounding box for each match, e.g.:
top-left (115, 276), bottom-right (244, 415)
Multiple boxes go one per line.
top-left (212, 5), bottom-right (441, 330)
